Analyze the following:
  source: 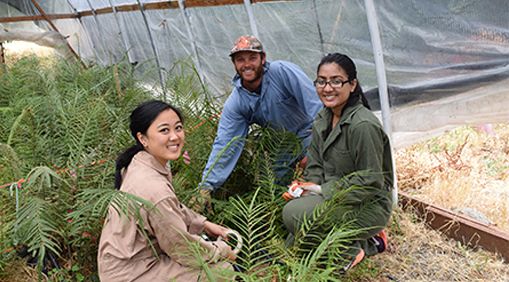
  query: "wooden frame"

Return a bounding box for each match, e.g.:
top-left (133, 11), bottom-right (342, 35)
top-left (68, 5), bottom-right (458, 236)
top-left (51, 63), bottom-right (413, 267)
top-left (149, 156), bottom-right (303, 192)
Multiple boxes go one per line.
top-left (0, 0), bottom-right (281, 23)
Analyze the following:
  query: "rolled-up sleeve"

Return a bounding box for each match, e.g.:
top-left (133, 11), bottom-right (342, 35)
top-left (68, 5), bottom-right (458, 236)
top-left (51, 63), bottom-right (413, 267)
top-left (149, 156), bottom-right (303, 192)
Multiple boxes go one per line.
top-left (148, 197), bottom-right (229, 265)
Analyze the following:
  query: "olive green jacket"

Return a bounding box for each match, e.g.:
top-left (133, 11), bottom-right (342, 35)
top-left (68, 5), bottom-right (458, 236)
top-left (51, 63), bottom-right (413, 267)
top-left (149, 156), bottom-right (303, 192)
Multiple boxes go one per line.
top-left (304, 101), bottom-right (394, 205)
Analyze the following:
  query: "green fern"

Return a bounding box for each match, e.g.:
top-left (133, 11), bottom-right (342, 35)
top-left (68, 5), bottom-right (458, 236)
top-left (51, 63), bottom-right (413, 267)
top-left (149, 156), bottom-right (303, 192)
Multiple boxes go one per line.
top-left (0, 143), bottom-right (23, 183)
top-left (226, 188), bottom-right (277, 277)
top-left (14, 197), bottom-right (64, 279)
top-left (0, 106), bottom-right (15, 143)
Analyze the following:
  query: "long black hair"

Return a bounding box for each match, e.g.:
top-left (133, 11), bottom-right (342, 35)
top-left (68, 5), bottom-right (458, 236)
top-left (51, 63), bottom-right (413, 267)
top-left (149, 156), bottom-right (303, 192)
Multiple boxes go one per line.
top-left (316, 53), bottom-right (371, 110)
top-left (115, 100), bottom-right (184, 189)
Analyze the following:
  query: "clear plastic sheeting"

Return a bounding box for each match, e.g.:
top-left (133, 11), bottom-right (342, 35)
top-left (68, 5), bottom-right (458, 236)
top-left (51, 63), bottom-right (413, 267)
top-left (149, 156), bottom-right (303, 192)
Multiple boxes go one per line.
top-left (0, 29), bottom-right (67, 50)
top-left (0, 0), bottom-right (508, 148)
top-left (388, 77), bottom-right (509, 149)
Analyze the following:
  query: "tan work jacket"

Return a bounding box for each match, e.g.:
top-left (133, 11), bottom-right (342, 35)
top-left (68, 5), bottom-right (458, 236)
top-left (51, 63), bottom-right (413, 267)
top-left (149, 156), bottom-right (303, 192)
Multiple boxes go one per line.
top-left (98, 151), bottom-right (232, 281)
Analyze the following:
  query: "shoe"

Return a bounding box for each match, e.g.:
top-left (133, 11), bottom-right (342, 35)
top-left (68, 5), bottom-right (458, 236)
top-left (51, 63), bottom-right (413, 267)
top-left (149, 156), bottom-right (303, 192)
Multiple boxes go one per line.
top-left (372, 230), bottom-right (388, 253)
top-left (342, 249), bottom-right (365, 272)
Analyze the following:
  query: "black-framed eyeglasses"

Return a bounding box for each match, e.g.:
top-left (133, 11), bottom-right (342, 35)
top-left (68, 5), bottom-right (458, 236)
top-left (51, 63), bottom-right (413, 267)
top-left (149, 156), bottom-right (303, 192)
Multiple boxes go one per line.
top-left (313, 78), bottom-right (351, 89)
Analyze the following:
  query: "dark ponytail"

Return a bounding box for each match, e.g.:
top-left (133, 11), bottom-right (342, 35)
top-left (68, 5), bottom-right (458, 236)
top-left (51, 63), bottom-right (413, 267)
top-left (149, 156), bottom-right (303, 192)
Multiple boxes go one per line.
top-left (114, 100), bottom-right (184, 189)
top-left (114, 144), bottom-right (143, 189)
top-left (317, 53), bottom-right (371, 110)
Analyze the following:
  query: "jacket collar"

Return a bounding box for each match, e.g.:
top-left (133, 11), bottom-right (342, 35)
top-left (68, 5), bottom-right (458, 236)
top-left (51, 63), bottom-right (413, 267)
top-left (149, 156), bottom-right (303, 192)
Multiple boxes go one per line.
top-left (132, 151), bottom-right (172, 180)
top-left (316, 100), bottom-right (364, 151)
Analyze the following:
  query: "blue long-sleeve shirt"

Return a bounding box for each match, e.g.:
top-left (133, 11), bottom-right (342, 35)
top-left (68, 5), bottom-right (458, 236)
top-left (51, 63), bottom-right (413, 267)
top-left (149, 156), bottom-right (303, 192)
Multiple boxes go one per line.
top-left (200, 60), bottom-right (323, 190)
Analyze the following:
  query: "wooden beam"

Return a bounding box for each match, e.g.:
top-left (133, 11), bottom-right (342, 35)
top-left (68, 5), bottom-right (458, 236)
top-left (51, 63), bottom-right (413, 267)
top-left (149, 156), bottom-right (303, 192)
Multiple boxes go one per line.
top-left (399, 191), bottom-right (509, 262)
top-left (0, 14), bottom-right (78, 23)
top-left (0, 0), bottom-right (284, 24)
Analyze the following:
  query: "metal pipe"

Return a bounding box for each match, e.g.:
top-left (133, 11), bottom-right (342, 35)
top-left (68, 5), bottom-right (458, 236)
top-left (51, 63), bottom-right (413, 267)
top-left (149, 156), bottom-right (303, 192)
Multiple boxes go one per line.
top-left (311, 0), bottom-right (324, 54)
top-left (65, 0), bottom-right (99, 64)
top-left (243, 0), bottom-right (258, 38)
top-left (364, 0), bottom-right (398, 206)
top-left (86, 0), bottom-right (112, 64)
top-left (136, 0), bottom-right (167, 98)
top-left (108, 0), bottom-right (133, 63)
top-left (177, 0), bottom-right (205, 83)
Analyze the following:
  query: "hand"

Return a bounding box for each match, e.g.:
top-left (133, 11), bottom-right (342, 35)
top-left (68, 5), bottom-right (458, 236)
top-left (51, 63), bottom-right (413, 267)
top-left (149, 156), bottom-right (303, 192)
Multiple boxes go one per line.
top-left (204, 222), bottom-right (239, 261)
top-left (282, 180), bottom-right (321, 201)
top-left (203, 221), bottom-right (230, 239)
top-left (299, 182), bottom-right (322, 196)
top-left (182, 150), bottom-right (191, 165)
top-left (190, 189), bottom-right (213, 214)
top-left (215, 240), bottom-right (237, 261)
top-left (282, 180), bottom-right (305, 201)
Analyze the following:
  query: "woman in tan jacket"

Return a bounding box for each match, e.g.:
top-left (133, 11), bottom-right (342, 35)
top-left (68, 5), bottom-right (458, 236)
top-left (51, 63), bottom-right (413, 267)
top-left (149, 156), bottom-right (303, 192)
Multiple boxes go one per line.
top-left (98, 100), bottom-right (236, 281)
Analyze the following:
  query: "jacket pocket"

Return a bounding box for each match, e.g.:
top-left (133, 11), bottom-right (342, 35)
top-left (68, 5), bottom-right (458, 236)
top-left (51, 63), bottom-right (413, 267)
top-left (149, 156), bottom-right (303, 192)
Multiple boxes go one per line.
top-left (324, 147), bottom-right (354, 176)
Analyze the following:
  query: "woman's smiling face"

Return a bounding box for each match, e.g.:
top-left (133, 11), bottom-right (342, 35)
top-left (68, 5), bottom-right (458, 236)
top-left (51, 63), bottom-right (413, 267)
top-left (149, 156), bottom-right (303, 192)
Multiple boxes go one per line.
top-left (315, 62), bottom-right (357, 113)
top-left (137, 109), bottom-right (185, 166)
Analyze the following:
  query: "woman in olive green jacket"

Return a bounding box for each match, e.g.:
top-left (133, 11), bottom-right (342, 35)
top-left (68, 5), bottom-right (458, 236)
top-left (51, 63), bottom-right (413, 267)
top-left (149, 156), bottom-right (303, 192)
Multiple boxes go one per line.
top-left (282, 53), bottom-right (393, 271)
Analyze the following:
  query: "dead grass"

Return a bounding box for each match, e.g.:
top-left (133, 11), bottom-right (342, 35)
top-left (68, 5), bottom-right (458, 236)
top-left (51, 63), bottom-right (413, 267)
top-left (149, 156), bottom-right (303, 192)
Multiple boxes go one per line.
top-left (0, 258), bottom-right (45, 282)
top-left (365, 207), bottom-right (509, 281)
top-left (396, 123), bottom-right (509, 232)
top-left (343, 123), bottom-right (509, 281)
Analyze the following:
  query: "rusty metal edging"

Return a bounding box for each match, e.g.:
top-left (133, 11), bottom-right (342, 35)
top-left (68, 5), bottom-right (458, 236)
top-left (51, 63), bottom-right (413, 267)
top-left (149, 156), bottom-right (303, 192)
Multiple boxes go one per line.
top-left (399, 191), bottom-right (509, 262)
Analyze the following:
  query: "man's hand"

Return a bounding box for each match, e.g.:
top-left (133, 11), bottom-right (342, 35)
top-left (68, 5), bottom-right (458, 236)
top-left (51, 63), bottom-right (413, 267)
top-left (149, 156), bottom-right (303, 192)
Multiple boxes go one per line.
top-left (190, 189), bottom-right (213, 214)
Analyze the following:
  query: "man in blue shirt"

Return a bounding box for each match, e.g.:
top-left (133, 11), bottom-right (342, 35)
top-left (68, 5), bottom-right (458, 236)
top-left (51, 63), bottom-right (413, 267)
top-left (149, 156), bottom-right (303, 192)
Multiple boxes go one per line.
top-left (197, 35), bottom-right (322, 205)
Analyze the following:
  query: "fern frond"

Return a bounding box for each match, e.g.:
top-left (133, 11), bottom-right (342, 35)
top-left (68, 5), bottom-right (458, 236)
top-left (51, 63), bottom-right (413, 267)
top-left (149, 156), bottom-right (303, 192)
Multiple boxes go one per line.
top-left (226, 188), bottom-right (277, 276)
top-left (289, 227), bottom-right (348, 281)
top-left (0, 106), bottom-right (15, 143)
top-left (13, 197), bottom-right (64, 276)
top-left (24, 166), bottom-right (70, 198)
top-left (68, 188), bottom-right (155, 235)
top-left (0, 143), bottom-right (23, 182)
top-left (6, 107), bottom-right (38, 166)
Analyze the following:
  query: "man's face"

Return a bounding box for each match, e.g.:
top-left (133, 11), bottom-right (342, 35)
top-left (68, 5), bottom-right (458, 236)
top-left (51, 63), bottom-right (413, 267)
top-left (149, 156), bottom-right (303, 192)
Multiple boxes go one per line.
top-left (232, 51), bottom-right (265, 87)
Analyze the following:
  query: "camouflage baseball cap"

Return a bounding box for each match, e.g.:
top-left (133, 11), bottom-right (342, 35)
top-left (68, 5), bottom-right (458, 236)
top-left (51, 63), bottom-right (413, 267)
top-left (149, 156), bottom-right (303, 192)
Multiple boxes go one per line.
top-left (229, 35), bottom-right (264, 57)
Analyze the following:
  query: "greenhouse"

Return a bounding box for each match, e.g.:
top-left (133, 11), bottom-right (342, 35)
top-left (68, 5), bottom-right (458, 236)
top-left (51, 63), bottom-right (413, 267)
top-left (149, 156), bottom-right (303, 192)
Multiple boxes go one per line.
top-left (1, 0), bottom-right (508, 281)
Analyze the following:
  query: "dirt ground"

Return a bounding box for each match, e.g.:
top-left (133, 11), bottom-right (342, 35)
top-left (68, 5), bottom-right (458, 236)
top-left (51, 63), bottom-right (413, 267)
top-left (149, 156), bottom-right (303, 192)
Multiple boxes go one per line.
top-left (362, 207), bottom-right (509, 281)
top-left (364, 122), bottom-right (509, 281)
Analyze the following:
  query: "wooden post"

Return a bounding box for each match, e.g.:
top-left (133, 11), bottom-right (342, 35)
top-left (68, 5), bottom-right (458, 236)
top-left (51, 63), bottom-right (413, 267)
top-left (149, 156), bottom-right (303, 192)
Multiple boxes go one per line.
top-left (0, 42), bottom-right (5, 75)
top-left (0, 42), bottom-right (5, 64)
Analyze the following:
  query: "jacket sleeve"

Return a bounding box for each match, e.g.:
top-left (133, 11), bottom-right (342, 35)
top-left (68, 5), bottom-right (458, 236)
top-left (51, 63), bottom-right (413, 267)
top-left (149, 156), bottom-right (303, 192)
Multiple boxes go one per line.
top-left (320, 121), bottom-right (388, 203)
top-left (350, 121), bottom-right (386, 186)
top-left (278, 62), bottom-right (322, 120)
top-left (148, 196), bottom-right (231, 266)
top-left (200, 94), bottom-right (249, 190)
